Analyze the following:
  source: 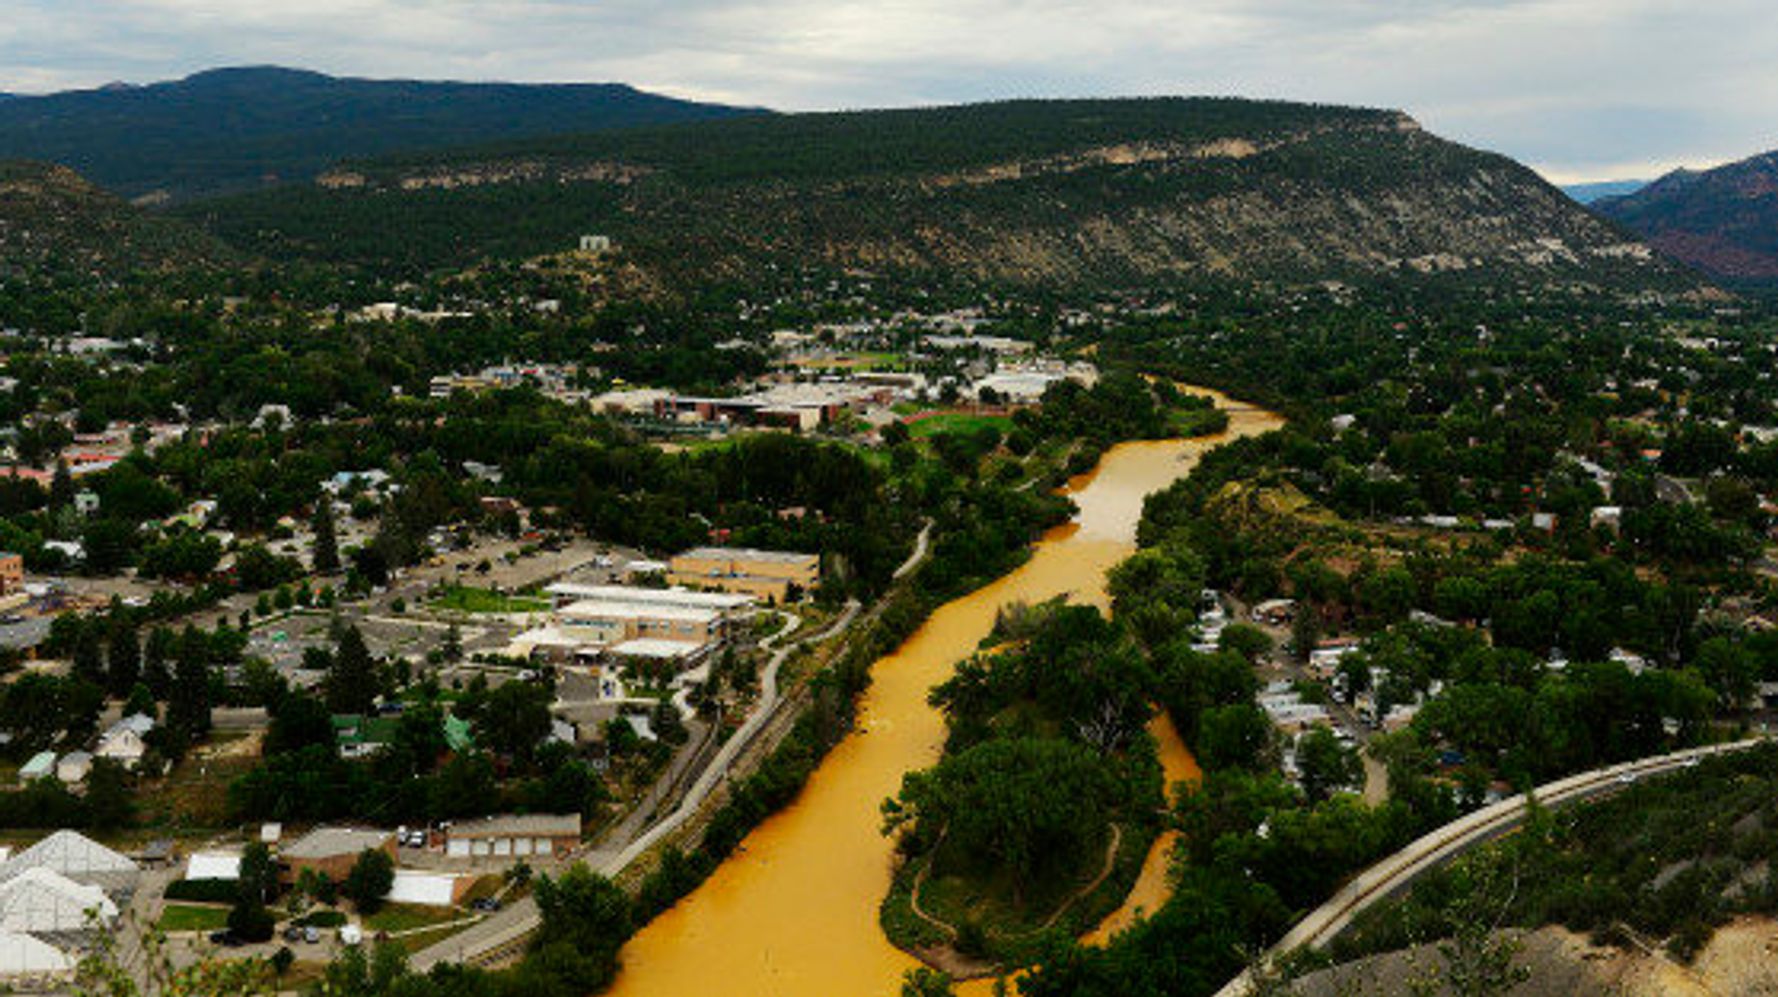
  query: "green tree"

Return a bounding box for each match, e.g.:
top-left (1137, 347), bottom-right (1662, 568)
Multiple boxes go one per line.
top-left (884, 737), bottom-right (1119, 895)
top-left (325, 624), bottom-right (379, 716)
top-left (528, 864), bottom-right (635, 992)
top-left (902, 967), bottom-right (958, 996)
top-left (169, 625), bottom-right (212, 739)
top-left (72, 622), bottom-right (105, 685)
top-left (1219, 623), bottom-right (1275, 664)
top-left (141, 627), bottom-right (174, 699)
top-left (238, 841), bottom-right (276, 907)
top-left (441, 621), bottom-right (464, 663)
top-left (105, 619), bottom-right (140, 696)
top-left (85, 758), bottom-right (134, 831)
top-left (265, 691), bottom-right (333, 755)
top-left (478, 680), bottom-right (553, 763)
top-left (1296, 728), bottom-right (1361, 803)
top-left (1289, 607), bottom-right (1322, 662)
top-left (1197, 704), bottom-right (1275, 772)
top-left (312, 497), bottom-right (339, 575)
top-left (342, 848), bottom-right (394, 914)
top-left (227, 901), bottom-right (275, 943)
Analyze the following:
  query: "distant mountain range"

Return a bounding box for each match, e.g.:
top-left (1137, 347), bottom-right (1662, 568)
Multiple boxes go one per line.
top-left (1593, 151), bottom-right (1778, 283)
top-left (0, 66), bottom-right (759, 201)
top-left (177, 96), bottom-right (1689, 292)
top-left (1562, 179), bottom-right (1648, 204)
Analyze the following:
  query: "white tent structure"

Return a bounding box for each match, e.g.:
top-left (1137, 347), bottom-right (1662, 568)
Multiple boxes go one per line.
top-left (0, 831), bottom-right (137, 891)
top-left (0, 868), bottom-right (117, 933)
top-left (0, 929), bottom-right (72, 979)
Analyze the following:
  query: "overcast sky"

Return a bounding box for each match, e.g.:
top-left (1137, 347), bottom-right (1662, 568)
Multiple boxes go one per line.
top-left (3, 0), bottom-right (1773, 182)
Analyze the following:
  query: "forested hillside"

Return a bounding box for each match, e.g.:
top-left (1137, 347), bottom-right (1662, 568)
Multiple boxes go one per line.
top-left (1596, 151), bottom-right (1778, 284)
top-left (182, 97), bottom-right (1689, 291)
top-left (0, 67), bottom-right (757, 201)
top-left (0, 160), bottom-right (230, 277)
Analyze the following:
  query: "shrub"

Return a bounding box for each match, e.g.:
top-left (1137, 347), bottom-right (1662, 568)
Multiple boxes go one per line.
top-left (165, 878), bottom-right (241, 904)
top-left (227, 902), bottom-right (275, 943)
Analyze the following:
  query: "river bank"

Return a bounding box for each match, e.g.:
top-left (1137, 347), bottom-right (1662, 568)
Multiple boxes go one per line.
top-left (606, 391), bottom-right (1283, 997)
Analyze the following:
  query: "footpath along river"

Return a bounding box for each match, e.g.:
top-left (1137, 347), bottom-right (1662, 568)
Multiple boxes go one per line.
top-left (608, 390), bottom-right (1283, 997)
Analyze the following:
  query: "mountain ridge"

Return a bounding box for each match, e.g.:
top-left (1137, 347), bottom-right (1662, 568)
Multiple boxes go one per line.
top-left (0, 66), bottom-right (761, 201)
top-left (1594, 151), bottom-right (1778, 282)
top-left (180, 96), bottom-right (1690, 293)
top-left (1562, 179), bottom-right (1648, 204)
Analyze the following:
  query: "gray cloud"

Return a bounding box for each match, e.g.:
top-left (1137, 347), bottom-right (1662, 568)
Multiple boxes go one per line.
top-left (1, 0), bottom-right (1771, 180)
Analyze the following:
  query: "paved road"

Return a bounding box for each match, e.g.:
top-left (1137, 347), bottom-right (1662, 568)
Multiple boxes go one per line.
top-left (0, 615), bottom-right (50, 651)
top-left (894, 520), bottom-right (934, 581)
top-left (411, 519), bottom-right (928, 971)
top-left (1214, 738), bottom-right (1766, 996)
top-left (408, 605), bottom-right (862, 972)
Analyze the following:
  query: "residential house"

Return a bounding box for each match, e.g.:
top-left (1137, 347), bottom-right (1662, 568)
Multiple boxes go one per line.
top-left (55, 752), bottom-right (91, 785)
top-left (16, 752), bottom-right (53, 785)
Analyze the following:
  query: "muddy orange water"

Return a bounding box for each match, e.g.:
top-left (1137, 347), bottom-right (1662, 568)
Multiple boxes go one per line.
top-left (610, 391), bottom-right (1282, 997)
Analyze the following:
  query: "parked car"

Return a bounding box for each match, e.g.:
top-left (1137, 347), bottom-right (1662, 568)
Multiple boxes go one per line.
top-left (209, 930), bottom-right (243, 947)
top-left (304, 926), bottom-right (320, 944)
top-left (282, 926), bottom-right (302, 942)
top-left (471, 897), bottom-right (501, 912)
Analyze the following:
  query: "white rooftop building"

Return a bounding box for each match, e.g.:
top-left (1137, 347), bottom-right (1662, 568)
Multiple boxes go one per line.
top-left (542, 583), bottom-right (754, 615)
top-left (184, 851), bottom-right (241, 882)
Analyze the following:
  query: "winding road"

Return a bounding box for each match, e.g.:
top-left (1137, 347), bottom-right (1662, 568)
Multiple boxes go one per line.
top-left (1213, 738), bottom-right (1766, 997)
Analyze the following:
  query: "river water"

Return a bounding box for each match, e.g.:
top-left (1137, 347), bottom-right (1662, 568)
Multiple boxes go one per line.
top-left (609, 393), bottom-right (1282, 997)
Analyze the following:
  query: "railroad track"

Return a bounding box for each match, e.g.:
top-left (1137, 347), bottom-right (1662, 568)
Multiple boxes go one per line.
top-left (1214, 738), bottom-right (1766, 997)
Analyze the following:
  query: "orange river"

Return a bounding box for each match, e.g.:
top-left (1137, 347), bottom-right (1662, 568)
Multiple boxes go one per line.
top-left (609, 391), bottom-right (1283, 997)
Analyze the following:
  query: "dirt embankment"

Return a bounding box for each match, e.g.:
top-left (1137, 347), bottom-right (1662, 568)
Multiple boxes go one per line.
top-left (1294, 918), bottom-right (1778, 997)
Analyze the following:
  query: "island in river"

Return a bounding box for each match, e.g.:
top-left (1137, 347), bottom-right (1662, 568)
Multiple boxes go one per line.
top-left (607, 389), bottom-right (1283, 997)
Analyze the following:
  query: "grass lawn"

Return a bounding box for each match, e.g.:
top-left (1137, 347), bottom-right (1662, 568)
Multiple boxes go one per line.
top-left (139, 748), bottom-right (260, 827)
top-left (907, 413), bottom-right (1013, 439)
top-left (364, 903), bottom-right (462, 934)
top-left (459, 875), bottom-right (506, 905)
top-left (158, 904), bottom-right (230, 932)
top-left (429, 585), bottom-right (550, 614)
top-left (384, 921), bottom-right (475, 955)
top-left (295, 909), bottom-right (347, 928)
